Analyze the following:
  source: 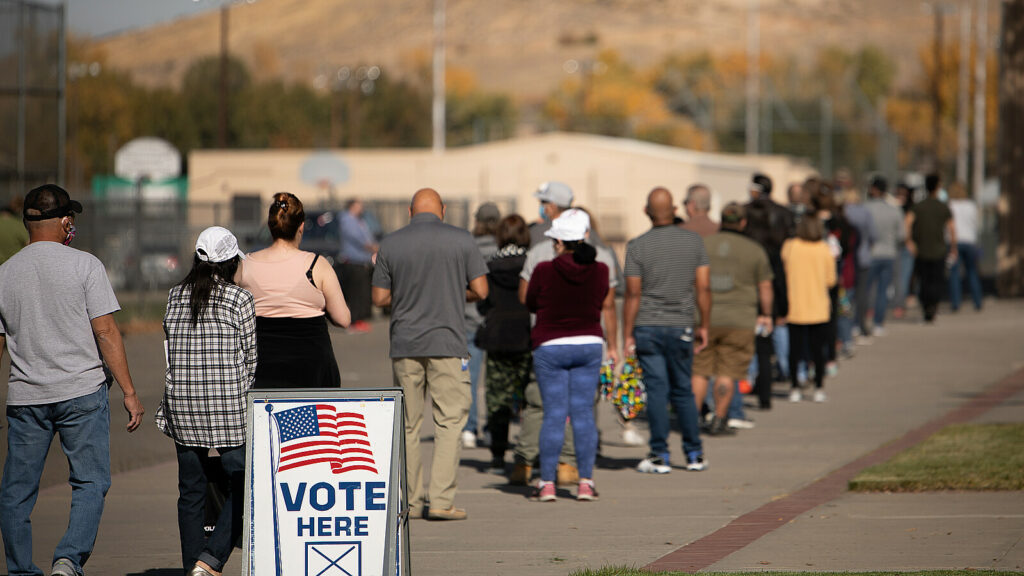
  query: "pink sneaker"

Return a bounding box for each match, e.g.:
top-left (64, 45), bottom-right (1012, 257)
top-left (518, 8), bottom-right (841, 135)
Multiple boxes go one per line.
top-left (531, 480), bottom-right (556, 502)
top-left (576, 479), bottom-right (598, 501)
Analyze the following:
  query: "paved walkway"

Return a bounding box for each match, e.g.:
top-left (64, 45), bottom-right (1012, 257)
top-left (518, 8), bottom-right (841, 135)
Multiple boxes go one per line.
top-left (2, 300), bottom-right (1023, 575)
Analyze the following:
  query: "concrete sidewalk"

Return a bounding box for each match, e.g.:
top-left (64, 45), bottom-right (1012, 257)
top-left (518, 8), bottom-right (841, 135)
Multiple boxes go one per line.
top-left (2, 300), bottom-right (1023, 575)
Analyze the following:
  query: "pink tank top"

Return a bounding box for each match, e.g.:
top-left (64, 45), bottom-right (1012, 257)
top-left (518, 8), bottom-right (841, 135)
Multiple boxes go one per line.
top-left (238, 251), bottom-right (327, 318)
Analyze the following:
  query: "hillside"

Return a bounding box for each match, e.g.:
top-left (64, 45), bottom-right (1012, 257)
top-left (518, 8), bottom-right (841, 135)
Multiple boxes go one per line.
top-left (92, 0), bottom-right (958, 102)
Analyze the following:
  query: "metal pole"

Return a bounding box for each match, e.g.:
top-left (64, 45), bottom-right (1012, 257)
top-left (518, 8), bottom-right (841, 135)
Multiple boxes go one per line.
top-left (745, 0), bottom-right (760, 156)
top-left (956, 1), bottom-right (972, 182)
top-left (972, 0), bottom-right (988, 199)
top-left (821, 97), bottom-right (833, 178)
top-left (58, 2), bottom-right (67, 185)
top-left (932, 4), bottom-right (945, 169)
top-left (218, 4), bottom-right (229, 148)
top-left (432, 0), bottom-right (446, 153)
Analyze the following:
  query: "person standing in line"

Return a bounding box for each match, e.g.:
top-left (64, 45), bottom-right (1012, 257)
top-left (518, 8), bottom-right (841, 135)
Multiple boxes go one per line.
top-left (841, 187), bottom-right (877, 343)
top-left (947, 182), bottom-right (983, 312)
top-left (782, 215), bottom-right (837, 402)
top-left (907, 174), bottom-right (956, 323)
top-left (691, 203), bottom-right (773, 435)
top-left (512, 183), bottom-right (620, 486)
top-left (475, 214), bottom-right (533, 473)
top-left (156, 227), bottom-right (256, 576)
top-left (863, 176), bottom-right (905, 336)
top-left (462, 202), bottom-right (501, 449)
top-left (526, 209), bottom-right (614, 501)
top-left (893, 182), bottom-right (918, 319)
top-left (807, 178), bottom-right (849, 375)
top-left (372, 188), bottom-right (489, 521)
top-left (680, 184), bottom-right (719, 238)
top-left (237, 192), bottom-right (351, 388)
top-left (623, 187), bottom-right (710, 474)
top-left (0, 184), bottom-right (145, 576)
top-left (338, 198), bottom-right (378, 334)
top-left (0, 197), bottom-right (28, 265)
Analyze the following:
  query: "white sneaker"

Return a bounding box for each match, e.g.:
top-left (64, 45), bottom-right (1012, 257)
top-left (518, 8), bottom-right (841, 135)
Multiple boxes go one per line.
top-left (460, 430), bottom-right (477, 449)
top-left (727, 418), bottom-right (756, 429)
top-left (813, 390), bottom-right (828, 403)
top-left (873, 326), bottom-right (887, 337)
top-left (636, 456), bottom-right (672, 474)
top-left (622, 427), bottom-right (645, 446)
top-left (789, 389), bottom-right (802, 403)
top-left (856, 335), bottom-right (874, 346)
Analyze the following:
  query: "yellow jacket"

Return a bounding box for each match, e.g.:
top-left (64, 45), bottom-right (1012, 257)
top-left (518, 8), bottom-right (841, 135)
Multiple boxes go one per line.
top-left (781, 239), bottom-right (837, 325)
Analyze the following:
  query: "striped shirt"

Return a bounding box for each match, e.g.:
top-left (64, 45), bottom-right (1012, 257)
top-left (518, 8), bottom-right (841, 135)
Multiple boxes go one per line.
top-left (624, 224), bottom-right (709, 327)
top-left (155, 282), bottom-right (257, 448)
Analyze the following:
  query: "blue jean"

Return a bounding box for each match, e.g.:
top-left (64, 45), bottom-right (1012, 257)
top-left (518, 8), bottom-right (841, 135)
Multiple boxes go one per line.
top-left (633, 326), bottom-right (703, 459)
top-left (896, 246), bottom-right (915, 306)
top-left (464, 329), bottom-right (484, 434)
top-left (1, 386), bottom-right (111, 576)
top-left (176, 444), bottom-right (244, 572)
top-left (533, 344), bottom-right (602, 481)
top-left (867, 258), bottom-right (895, 327)
top-left (949, 243), bottom-right (983, 311)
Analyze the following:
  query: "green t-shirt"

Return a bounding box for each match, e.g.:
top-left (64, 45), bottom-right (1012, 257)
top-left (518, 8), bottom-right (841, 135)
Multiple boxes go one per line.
top-left (912, 197), bottom-right (952, 261)
top-left (704, 230), bottom-right (773, 329)
top-left (0, 214), bottom-right (28, 265)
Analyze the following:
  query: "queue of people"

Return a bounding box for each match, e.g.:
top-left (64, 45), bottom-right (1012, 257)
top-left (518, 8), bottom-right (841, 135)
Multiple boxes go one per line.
top-left (0, 173), bottom-right (975, 574)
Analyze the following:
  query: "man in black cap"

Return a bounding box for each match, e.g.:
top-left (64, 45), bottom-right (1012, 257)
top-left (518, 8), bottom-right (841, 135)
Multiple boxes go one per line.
top-left (0, 184), bottom-right (145, 576)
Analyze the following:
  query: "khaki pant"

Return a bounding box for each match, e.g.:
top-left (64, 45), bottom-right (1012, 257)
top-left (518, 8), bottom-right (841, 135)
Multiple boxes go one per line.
top-left (513, 379), bottom-right (576, 466)
top-left (393, 357), bottom-right (470, 511)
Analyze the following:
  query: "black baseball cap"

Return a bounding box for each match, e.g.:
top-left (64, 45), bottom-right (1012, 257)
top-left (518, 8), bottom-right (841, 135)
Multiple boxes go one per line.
top-left (23, 184), bottom-right (83, 222)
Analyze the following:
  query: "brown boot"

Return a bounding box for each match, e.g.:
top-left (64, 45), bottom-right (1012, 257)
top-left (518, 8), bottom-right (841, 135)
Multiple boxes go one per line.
top-left (508, 461), bottom-right (532, 486)
top-left (556, 463), bottom-right (579, 486)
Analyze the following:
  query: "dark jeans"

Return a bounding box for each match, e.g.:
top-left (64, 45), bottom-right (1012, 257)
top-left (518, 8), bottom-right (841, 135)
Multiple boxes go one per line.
top-left (854, 266), bottom-right (871, 335)
top-left (753, 334), bottom-right (774, 409)
top-left (915, 257), bottom-right (946, 322)
top-left (949, 243), bottom-right (983, 311)
top-left (633, 326), bottom-right (702, 459)
top-left (788, 322), bottom-right (827, 389)
top-left (339, 262), bottom-right (373, 322)
top-left (176, 444), bottom-right (244, 573)
top-left (867, 258), bottom-right (895, 327)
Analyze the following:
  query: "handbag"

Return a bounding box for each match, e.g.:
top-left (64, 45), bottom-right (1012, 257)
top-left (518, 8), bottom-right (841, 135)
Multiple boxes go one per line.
top-left (600, 356), bottom-right (647, 421)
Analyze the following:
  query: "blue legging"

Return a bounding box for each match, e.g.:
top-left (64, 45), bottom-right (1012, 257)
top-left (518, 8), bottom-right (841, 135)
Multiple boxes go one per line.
top-left (533, 343), bottom-right (603, 482)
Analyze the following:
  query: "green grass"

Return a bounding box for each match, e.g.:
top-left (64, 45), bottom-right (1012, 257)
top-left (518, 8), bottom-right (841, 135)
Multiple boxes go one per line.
top-left (569, 565), bottom-right (1024, 569)
top-left (849, 423), bottom-right (1024, 492)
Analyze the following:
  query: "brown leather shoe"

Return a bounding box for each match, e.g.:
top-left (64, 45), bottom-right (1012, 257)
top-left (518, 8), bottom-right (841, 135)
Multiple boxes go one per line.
top-left (425, 506), bottom-right (467, 521)
top-left (508, 462), bottom-right (532, 485)
top-left (557, 462), bottom-right (579, 486)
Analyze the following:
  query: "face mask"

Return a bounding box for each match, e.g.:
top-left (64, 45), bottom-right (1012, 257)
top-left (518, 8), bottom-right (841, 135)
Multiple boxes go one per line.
top-left (63, 223), bottom-right (76, 246)
top-left (539, 204), bottom-right (550, 222)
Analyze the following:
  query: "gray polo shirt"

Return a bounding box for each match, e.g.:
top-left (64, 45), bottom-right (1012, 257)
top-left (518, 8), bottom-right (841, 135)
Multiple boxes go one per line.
top-left (624, 225), bottom-right (709, 328)
top-left (0, 241), bottom-right (120, 405)
top-left (865, 198), bottom-right (905, 260)
top-left (373, 213), bottom-right (488, 358)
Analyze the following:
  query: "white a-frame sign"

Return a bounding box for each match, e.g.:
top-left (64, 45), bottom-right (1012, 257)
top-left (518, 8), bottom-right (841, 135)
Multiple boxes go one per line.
top-left (243, 389), bottom-right (410, 576)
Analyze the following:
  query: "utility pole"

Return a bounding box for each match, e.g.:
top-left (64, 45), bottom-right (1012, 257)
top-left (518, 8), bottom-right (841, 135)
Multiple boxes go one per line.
top-left (998, 0), bottom-right (1024, 296)
top-left (432, 0), bottom-right (446, 154)
top-left (972, 0), bottom-right (987, 199)
top-left (218, 4), bottom-right (229, 148)
top-left (956, 1), bottom-right (971, 183)
top-left (745, 0), bottom-right (760, 156)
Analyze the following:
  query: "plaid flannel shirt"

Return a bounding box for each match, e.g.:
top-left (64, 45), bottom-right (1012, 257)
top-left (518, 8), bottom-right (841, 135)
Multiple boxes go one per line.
top-left (155, 282), bottom-right (257, 448)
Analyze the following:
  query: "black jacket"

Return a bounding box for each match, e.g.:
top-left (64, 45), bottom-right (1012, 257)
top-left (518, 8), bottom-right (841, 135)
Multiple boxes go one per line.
top-left (475, 246), bottom-right (531, 353)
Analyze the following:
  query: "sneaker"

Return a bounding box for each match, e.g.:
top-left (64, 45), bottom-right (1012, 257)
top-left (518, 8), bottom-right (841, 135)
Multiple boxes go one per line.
top-left (788, 389), bottom-right (802, 402)
top-left (460, 430), bottom-right (477, 449)
top-left (727, 418), bottom-right (756, 430)
top-left (826, 362), bottom-right (839, 377)
top-left (813, 389), bottom-right (828, 403)
top-left (531, 480), bottom-right (557, 502)
top-left (426, 506), bottom-right (468, 520)
top-left (856, 335), bottom-right (873, 346)
top-left (685, 451), bottom-right (707, 471)
top-left (51, 559), bottom-right (79, 576)
top-left (636, 454), bottom-right (672, 474)
top-left (187, 565), bottom-right (215, 576)
top-left (621, 426), bottom-right (645, 446)
top-left (706, 415), bottom-right (736, 436)
top-left (508, 461), bottom-right (532, 485)
top-left (348, 320), bottom-right (372, 334)
top-left (872, 326), bottom-right (887, 337)
top-left (576, 479), bottom-right (599, 501)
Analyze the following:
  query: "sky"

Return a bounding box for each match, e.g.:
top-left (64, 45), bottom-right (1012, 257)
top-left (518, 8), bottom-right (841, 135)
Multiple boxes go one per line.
top-left (42, 0), bottom-right (220, 38)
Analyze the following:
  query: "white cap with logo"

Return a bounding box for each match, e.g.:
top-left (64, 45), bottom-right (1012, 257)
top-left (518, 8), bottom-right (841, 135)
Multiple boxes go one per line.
top-left (544, 208), bottom-right (590, 242)
top-left (534, 181), bottom-right (574, 208)
top-left (195, 226), bottom-right (246, 263)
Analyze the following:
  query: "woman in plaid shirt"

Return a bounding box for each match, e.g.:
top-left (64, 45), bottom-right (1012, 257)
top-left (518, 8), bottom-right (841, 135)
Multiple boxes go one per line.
top-left (155, 226), bottom-right (257, 576)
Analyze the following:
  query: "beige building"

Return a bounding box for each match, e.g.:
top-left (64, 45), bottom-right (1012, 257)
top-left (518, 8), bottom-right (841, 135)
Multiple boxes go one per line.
top-left (188, 132), bottom-right (814, 243)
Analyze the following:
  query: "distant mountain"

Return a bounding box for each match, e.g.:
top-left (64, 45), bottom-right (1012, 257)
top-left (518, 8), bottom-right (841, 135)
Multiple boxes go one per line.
top-left (91, 0), bottom-right (945, 101)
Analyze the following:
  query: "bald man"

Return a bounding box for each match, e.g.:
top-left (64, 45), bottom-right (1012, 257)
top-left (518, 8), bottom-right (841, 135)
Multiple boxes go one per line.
top-left (623, 187), bottom-right (711, 473)
top-left (372, 188), bottom-right (489, 521)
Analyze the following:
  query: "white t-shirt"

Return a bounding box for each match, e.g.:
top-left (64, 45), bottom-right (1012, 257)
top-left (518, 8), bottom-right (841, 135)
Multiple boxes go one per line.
top-left (949, 199), bottom-right (979, 245)
top-left (0, 241), bottom-right (120, 405)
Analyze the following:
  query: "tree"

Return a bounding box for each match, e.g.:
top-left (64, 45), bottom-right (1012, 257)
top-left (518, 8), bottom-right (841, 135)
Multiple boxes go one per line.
top-left (180, 55), bottom-right (252, 148)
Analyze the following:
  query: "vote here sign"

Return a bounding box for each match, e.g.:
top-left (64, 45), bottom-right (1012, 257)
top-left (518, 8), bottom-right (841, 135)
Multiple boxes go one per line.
top-left (243, 390), bottom-right (408, 576)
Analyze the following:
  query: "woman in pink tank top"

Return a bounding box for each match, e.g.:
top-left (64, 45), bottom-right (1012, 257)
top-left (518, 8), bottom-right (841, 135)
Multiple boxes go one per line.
top-left (237, 193), bottom-right (351, 388)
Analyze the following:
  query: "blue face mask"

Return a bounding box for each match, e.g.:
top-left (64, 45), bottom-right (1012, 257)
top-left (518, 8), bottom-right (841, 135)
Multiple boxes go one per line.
top-left (539, 204), bottom-right (550, 222)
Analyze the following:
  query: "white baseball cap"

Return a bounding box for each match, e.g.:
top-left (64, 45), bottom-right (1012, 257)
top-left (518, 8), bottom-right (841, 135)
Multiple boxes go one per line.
top-left (544, 208), bottom-right (590, 242)
top-left (195, 226), bottom-right (245, 263)
top-left (534, 181), bottom-right (574, 208)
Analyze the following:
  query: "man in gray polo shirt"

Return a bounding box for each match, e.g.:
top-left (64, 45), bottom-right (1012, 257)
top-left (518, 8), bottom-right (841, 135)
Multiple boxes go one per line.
top-left (372, 188), bottom-right (488, 521)
top-left (623, 186), bottom-right (710, 473)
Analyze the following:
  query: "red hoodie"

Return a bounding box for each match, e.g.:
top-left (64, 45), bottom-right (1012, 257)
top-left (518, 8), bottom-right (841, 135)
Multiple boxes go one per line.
top-left (525, 253), bottom-right (609, 348)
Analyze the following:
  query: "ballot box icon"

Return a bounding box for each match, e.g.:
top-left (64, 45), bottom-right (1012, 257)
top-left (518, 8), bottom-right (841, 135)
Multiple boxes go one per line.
top-left (306, 541), bottom-right (361, 576)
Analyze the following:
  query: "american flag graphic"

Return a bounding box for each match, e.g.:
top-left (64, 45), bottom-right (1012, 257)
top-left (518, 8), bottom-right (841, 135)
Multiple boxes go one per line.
top-left (273, 404), bottom-right (378, 474)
